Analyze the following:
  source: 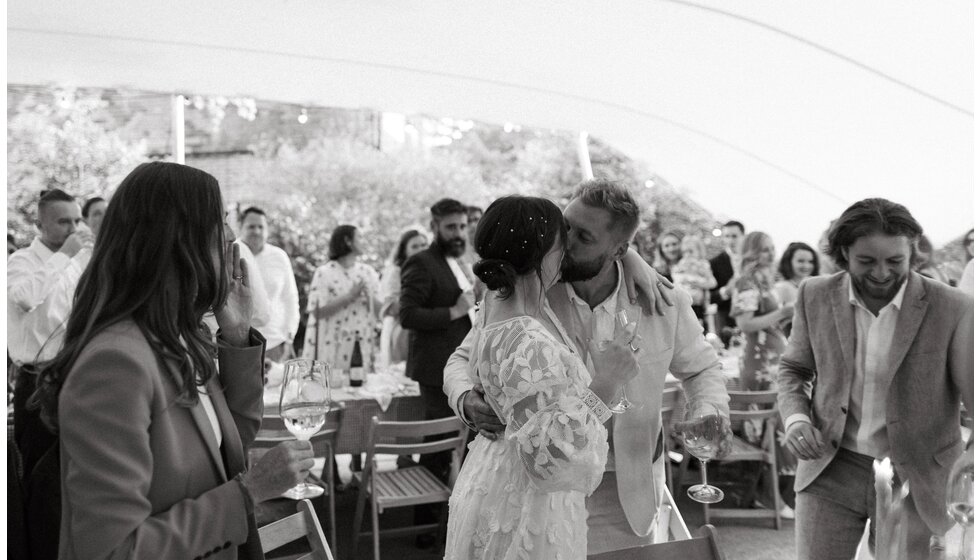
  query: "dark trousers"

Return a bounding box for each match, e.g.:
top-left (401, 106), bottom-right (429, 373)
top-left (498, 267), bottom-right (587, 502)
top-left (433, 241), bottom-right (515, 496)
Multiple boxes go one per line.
top-left (13, 365), bottom-right (61, 560)
top-left (414, 383), bottom-right (456, 533)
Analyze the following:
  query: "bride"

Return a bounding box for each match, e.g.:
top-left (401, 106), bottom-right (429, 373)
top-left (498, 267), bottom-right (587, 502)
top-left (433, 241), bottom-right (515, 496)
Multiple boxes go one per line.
top-left (444, 195), bottom-right (638, 560)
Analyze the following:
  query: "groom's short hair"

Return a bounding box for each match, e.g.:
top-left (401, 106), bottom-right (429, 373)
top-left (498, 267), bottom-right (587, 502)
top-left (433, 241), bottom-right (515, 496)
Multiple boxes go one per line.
top-left (572, 179), bottom-right (640, 243)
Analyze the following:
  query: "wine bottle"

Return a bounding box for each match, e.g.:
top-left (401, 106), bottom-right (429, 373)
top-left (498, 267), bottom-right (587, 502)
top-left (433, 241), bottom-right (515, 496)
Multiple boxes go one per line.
top-left (349, 333), bottom-right (364, 387)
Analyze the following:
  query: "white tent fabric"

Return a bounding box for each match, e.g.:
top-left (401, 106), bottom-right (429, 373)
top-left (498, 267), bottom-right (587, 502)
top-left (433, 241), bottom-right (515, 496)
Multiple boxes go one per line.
top-left (8, 1), bottom-right (974, 248)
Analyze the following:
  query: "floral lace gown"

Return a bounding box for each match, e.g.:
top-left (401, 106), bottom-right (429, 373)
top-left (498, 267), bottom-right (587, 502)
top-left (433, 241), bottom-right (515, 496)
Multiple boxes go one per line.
top-left (444, 313), bottom-right (608, 560)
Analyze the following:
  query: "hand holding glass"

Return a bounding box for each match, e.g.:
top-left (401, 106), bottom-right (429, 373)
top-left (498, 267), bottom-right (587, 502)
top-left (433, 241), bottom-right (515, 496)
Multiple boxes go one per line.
top-left (609, 309), bottom-right (635, 413)
top-left (279, 358), bottom-right (330, 500)
top-left (676, 402), bottom-right (726, 504)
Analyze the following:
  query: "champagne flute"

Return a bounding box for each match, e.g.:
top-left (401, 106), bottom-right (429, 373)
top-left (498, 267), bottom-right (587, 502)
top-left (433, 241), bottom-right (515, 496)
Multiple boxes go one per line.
top-left (608, 310), bottom-right (635, 414)
top-left (279, 358), bottom-right (331, 500)
top-left (677, 401), bottom-right (725, 504)
top-left (946, 444), bottom-right (973, 559)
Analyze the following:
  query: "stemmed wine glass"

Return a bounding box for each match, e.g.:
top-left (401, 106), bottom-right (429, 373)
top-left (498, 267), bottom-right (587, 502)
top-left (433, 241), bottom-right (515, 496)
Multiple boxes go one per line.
top-left (609, 310), bottom-right (635, 414)
top-left (676, 401), bottom-right (725, 504)
top-left (946, 441), bottom-right (973, 559)
top-left (279, 358), bottom-right (331, 500)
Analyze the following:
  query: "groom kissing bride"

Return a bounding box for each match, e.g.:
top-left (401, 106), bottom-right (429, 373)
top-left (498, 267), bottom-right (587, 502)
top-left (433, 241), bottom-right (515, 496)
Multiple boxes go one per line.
top-left (444, 179), bottom-right (733, 558)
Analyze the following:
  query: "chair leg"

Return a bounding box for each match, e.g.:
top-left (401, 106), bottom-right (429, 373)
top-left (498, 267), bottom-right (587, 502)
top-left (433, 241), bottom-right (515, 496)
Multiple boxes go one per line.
top-left (770, 463), bottom-right (781, 530)
top-left (371, 498), bottom-right (381, 560)
top-left (326, 449), bottom-right (337, 548)
top-left (351, 477), bottom-right (367, 557)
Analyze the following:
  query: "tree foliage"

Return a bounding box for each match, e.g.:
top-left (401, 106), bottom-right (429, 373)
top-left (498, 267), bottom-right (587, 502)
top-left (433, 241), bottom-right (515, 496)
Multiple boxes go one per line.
top-left (7, 88), bottom-right (146, 241)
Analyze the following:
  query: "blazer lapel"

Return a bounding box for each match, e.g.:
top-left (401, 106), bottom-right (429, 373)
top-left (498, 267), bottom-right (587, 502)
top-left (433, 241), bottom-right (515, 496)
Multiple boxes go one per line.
top-left (161, 357), bottom-right (228, 480)
top-left (881, 274), bottom-right (928, 391)
top-left (206, 375), bottom-right (246, 478)
top-left (830, 274), bottom-right (857, 392)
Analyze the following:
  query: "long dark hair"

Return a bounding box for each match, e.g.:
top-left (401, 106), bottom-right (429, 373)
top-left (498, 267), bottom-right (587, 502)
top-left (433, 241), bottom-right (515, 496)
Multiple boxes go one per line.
top-left (472, 196), bottom-right (566, 300)
top-left (33, 162), bottom-right (229, 431)
top-left (392, 229), bottom-right (425, 267)
top-left (778, 242), bottom-right (820, 281)
top-left (328, 225), bottom-right (357, 260)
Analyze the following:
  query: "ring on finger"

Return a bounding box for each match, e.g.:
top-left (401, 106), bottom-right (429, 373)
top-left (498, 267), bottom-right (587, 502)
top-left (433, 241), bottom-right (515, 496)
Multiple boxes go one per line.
top-left (628, 340), bottom-right (640, 353)
top-left (797, 436), bottom-right (805, 442)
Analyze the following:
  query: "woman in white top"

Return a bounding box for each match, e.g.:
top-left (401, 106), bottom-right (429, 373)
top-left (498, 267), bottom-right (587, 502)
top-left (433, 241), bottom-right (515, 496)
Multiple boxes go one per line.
top-left (378, 228), bottom-right (428, 367)
top-left (444, 195), bottom-right (639, 560)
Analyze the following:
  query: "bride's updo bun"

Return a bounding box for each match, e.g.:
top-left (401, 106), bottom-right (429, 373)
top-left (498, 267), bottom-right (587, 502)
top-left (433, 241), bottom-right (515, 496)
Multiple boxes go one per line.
top-left (473, 259), bottom-right (518, 292)
top-left (472, 195), bottom-right (566, 299)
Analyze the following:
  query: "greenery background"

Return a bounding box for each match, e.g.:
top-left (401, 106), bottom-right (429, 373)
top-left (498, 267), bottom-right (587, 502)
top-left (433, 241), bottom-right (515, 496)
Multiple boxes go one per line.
top-left (8, 85), bottom-right (972, 325)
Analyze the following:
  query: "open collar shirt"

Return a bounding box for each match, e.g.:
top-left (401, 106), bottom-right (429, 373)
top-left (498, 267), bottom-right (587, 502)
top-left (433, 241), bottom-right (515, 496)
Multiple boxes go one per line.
top-left (841, 278), bottom-right (908, 458)
top-left (7, 237), bottom-right (88, 365)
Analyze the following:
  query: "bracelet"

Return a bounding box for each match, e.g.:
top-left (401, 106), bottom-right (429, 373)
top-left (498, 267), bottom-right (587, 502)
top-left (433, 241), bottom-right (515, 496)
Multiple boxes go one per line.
top-left (234, 472), bottom-right (255, 515)
top-left (582, 390), bottom-right (613, 424)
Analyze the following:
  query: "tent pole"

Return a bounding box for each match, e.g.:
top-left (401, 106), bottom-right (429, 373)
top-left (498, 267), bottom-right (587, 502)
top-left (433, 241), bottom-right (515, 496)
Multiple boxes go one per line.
top-left (577, 131), bottom-right (593, 180)
top-left (171, 94), bottom-right (185, 164)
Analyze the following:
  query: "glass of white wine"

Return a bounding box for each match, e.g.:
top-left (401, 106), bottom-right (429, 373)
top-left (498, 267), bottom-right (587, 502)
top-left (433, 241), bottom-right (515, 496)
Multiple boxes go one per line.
top-left (677, 401), bottom-right (725, 504)
top-left (946, 442), bottom-right (973, 559)
top-left (279, 358), bottom-right (331, 500)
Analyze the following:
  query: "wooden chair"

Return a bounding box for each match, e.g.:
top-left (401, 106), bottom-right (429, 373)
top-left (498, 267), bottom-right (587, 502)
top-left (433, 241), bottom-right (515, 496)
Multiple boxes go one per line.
top-left (660, 386), bottom-right (683, 495)
top-left (588, 524), bottom-right (726, 560)
top-left (258, 499), bottom-right (335, 560)
top-left (250, 403), bottom-right (344, 546)
top-left (702, 390), bottom-right (782, 530)
top-left (351, 416), bottom-right (468, 560)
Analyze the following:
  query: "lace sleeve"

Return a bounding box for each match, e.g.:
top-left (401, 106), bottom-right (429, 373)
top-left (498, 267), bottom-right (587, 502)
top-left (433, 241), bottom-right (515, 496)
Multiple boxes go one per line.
top-left (497, 332), bottom-right (608, 494)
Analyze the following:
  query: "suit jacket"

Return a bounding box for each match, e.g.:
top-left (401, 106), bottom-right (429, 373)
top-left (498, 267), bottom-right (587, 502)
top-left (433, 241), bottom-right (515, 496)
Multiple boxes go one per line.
top-left (445, 282), bottom-right (730, 537)
top-left (708, 251), bottom-right (734, 315)
top-left (400, 244), bottom-right (472, 387)
top-left (58, 321), bottom-right (266, 560)
top-left (777, 272), bottom-right (973, 535)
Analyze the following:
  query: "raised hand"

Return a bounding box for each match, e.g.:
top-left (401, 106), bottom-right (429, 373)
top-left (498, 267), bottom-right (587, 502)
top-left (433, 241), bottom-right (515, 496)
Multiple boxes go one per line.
top-left (215, 241), bottom-right (253, 346)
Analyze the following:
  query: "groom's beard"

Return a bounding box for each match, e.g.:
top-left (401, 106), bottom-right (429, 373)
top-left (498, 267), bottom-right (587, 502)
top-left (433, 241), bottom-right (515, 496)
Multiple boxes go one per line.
top-left (437, 233), bottom-right (466, 258)
top-left (561, 252), bottom-right (606, 282)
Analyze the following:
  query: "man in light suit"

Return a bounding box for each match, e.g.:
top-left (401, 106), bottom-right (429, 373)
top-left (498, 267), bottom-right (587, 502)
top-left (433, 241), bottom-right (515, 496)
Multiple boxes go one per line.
top-left (778, 198), bottom-right (973, 560)
top-left (444, 179), bottom-right (732, 555)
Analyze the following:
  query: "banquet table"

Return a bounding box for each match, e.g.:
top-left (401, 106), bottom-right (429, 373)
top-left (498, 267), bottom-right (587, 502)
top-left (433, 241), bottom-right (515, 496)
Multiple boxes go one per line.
top-left (261, 372), bottom-right (425, 456)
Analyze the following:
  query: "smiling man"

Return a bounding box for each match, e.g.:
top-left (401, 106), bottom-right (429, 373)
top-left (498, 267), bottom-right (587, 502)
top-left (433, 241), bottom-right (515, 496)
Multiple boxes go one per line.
top-left (778, 198), bottom-right (973, 560)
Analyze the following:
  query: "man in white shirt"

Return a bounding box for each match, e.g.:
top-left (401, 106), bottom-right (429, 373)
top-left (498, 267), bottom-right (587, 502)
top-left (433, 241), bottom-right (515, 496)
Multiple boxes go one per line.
top-left (237, 207), bottom-right (300, 361)
top-left (778, 198), bottom-right (973, 559)
top-left (444, 180), bottom-right (732, 555)
top-left (8, 188), bottom-right (92, 475)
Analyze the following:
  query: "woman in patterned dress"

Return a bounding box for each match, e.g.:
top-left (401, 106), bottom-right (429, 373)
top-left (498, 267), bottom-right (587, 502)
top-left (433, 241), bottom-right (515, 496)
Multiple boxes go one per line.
top-left (444, 196), bottom-right (639, 560)
top-left (730, 230), bottom-right (797, 518)
top-left (302, 225), bottom-right (382, 370)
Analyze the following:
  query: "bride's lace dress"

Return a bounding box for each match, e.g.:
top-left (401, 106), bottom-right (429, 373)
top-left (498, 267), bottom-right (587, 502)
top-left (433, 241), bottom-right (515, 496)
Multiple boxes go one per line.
top-left (444, 315), bottom-right (608, 560)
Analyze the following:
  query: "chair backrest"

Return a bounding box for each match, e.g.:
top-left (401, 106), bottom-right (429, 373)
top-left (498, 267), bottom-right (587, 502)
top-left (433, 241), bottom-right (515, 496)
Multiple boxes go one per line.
top-left (661, 386), bottom-right (682, 414)
top-left (258, 499), bottom-right (335, 560)
top-left (363, 416), bottom-right (468, 480)
top-left (726, 390), bottom-right (780, 423)
top-left (587, 524), bottom-right (726, 560)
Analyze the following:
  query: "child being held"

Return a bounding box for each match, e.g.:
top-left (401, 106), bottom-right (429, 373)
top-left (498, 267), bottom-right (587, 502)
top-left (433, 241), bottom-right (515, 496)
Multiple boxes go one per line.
top-left (671, 235), bottom-right (717, 310)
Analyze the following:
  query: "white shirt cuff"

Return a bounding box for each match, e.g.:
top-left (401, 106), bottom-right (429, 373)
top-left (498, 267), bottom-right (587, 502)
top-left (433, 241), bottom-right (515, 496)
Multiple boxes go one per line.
top-left (784, 414), bottom-right (812, 431)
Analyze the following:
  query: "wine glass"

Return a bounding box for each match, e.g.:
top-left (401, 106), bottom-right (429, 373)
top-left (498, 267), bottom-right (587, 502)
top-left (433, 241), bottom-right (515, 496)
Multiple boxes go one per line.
top-left (946, 444), bottom-right (973, 559)
top-left (279, 358), bottom-right (331, 500)
top-left (676, 401), bottom-right (725, 504)
top-left (609, 310), bottom-right (635, 414)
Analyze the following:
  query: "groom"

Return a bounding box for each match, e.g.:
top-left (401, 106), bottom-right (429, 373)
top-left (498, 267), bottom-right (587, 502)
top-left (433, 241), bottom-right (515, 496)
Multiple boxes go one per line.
top-left (443, 179), bottom-right (732, 554)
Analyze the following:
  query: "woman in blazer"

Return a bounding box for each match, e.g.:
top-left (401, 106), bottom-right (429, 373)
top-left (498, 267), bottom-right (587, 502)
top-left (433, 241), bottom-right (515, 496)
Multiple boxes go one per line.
top-left (34, 162), bottom-right (316, 560)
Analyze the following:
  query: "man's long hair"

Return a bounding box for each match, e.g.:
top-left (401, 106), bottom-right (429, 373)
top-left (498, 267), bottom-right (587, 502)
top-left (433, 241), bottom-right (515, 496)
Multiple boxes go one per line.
top-left (33, 162), bottom-right (229, 431)
top-left (827, 198), bottom-right (922, 270)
